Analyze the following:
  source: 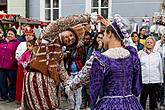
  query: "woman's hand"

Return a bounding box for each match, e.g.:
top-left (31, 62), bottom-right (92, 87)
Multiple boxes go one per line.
top-left (97, 15), bottom-right (110, 27)
top-left (22, 61), bottom-right (28, 68)
top-left (98, 40), bottom-right (103, 49)
top-left (144, 48), bottom-right (152, 54)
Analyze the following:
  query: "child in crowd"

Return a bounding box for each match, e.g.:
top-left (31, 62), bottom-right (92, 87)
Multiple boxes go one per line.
top-left (15, 40), bottom-right (35, 103)
top-left (18, 40), bottom-right (35, 70)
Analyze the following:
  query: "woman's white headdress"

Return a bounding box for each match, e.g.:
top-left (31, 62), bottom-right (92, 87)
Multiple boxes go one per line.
top-left (111, 14), bottom-right (135, 47)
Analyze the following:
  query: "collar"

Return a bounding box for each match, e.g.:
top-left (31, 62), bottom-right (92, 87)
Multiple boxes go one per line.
top-left (5, 38), bottom-right (17, 42)
top-left (144, 49), bottom-right (155, 54)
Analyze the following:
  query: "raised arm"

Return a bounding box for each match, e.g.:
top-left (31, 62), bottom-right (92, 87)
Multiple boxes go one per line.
top-left (70, 55), bottom-right (95, 90)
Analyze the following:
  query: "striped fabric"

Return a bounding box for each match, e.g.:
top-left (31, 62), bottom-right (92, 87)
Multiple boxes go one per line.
top-left (22, 72), bottom-right (61, 110)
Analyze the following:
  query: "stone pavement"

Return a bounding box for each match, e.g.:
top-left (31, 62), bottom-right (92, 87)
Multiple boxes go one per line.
top-left (0, 97), bottom-right (161, 110)
top-left (0, 101), bottom-right (18, 110)
top-left (0, 97), bottom-right (89, 110)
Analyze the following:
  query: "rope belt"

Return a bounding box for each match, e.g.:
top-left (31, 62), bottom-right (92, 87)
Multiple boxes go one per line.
top-left (102, 94), bottom-right (133, 99)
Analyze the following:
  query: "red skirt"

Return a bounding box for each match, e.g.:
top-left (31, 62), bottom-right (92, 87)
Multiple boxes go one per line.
top-left (16, 65), bottom-right (25, 102)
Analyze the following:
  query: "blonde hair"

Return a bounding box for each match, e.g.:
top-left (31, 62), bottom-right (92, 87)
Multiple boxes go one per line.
top-left (145, 36), bottom-right (156, 46)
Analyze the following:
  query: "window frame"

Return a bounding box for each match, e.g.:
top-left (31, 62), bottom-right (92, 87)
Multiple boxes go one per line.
top-left (85, 0), bottom-right (112, 19)
top-left (40, 0), bottom-right (61, 22)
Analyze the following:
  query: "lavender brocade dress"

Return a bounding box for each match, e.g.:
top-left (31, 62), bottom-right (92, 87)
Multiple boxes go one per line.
top-left (90, 46), bottom-right (143, 110)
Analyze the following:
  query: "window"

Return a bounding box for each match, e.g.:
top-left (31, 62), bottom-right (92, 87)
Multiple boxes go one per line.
top-left (45, 0), bottom-right (59, 21)
top-left (91, 0), bottom-right (109, 18)
top-left (0, 0), bottom-right (7, 13)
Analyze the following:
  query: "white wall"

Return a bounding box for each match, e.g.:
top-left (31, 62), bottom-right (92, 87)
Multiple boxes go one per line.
top-left (8, 0), bottom-right (26, 17)
top-left (29, 0), bottom-right (40, 20)
top-left (61, 0), bottom-right (86, 17)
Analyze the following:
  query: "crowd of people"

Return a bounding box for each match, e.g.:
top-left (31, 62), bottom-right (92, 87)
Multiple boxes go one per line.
top-left (0, 13), bottom-right (164, 110)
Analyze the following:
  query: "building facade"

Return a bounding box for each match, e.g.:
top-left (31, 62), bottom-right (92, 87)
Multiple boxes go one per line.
top-left (30, 0), bottom-right (112, 22)
top-left (112, 0), bottom-right (161, 25)
top-left (6, 0), bottom-right (162, 25)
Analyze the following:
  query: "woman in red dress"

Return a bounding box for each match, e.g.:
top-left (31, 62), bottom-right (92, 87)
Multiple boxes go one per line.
top-left (15, 28), bottom-right (35, 103)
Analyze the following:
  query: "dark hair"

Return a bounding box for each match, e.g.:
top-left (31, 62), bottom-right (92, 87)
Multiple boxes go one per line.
top-left (84, 32), bottom-right (92, 38)
top-left (131, 32), bottom-right (138, 37)
top-left (139, 26), bottom-right (148, 39)
top-left (106, 25), bottom-right (124, 46)
top-left (91, 32), bottom-right (104, 49)
top-left (139, 26), bottom-right (145, 32)
top-left (95, 32), bottom-right (104, 38)
top-left (27, 40), bottom-right (36, 46)
top-left (32, 34), bottom-right (37, 41)
top-left (106, 25), bottom-right (121, 41)
top-left (7, 28), bottom-right (17, 37)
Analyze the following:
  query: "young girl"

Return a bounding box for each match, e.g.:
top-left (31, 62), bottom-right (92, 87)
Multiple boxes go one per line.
top-left (18, 40), bottom-right (35, 70)
top-left (15, 40), bottom-right (35, 103)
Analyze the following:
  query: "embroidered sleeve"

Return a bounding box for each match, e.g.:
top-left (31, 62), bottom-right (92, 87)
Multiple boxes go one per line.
top-left (131, 48), bottom-right (143, 97)
top-left (90, 58), bottom-right (104, 107)
top-left (125, 46), bottom-right (142, 96)
top-left (43, 14), bottom-right (90, 40)
top-left (70, 55), bottom-right (95, 90)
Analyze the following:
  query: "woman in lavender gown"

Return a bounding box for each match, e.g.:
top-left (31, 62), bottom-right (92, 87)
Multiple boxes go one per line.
top-left (66, 14), bottom-right (143, 110)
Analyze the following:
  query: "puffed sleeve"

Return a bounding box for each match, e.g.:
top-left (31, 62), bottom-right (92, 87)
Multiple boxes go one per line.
top-left (89, 58), bottom-right (105, 107)
top-left (132, 52), bottom-right (142, 96)
top-left (126, 46), bottom-right (142, 97)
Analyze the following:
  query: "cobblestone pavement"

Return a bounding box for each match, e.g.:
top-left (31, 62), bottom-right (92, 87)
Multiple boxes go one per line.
top-left (0, 97), bottom-right (89, 110)
top-left (0, 97), bottom-right (162, 110)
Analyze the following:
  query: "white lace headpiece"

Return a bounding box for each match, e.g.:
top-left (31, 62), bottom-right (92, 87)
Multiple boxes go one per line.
top-left (111, 14), bottom-right (134, 46)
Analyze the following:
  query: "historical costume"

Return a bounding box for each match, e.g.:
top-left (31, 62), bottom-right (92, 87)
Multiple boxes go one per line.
top-left (16, 50), bottom-right (31, 103)
top-left (19, 14), bottom-right (90, 110)
top-left (67, 14), bottom-right (143, 110)
top-left (15, 27), bottom-right (35, 103)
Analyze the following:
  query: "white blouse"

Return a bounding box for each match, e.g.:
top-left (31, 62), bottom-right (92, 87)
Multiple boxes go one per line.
top-left (138, 50), bottom-right (163, 84)
top-left (15, 42), bottom-right (27, 61)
